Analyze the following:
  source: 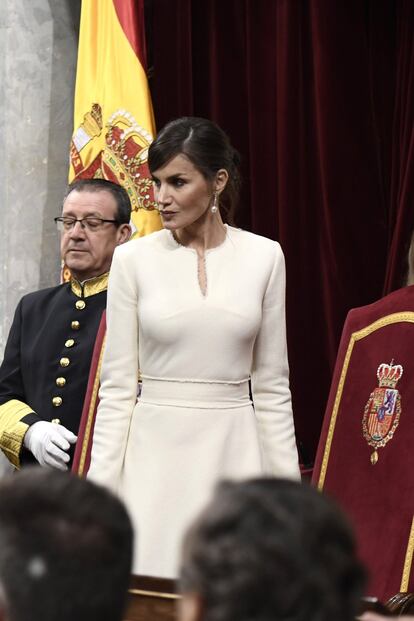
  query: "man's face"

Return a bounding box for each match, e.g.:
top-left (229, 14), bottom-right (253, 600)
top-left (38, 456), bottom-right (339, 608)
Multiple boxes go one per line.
top-left (60, 189), bottom-right (130, 281)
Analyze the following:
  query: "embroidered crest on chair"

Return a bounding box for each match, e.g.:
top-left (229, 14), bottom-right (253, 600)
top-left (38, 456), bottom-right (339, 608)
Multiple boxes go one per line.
top-left (362, 361), bottom-right (403, 465)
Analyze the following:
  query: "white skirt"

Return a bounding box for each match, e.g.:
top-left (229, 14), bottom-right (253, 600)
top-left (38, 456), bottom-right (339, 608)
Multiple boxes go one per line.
top-left (120, 378), bottom-right (264, 577)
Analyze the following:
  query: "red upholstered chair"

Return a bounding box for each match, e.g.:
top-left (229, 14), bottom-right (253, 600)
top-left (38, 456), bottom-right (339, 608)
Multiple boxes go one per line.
top-left (312, 285), bottom-right (414, 601)
top-left (72, 311), bottom-right (107, 477)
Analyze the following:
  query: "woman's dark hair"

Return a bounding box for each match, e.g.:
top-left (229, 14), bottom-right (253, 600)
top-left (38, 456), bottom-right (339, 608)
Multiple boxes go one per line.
top-left (64, 178), bottom-right (131, 224)
top-left (148, 117), bottom-right (241, 224)
top-left (180, 478), bottom-right (365, 621)
top-left (0, 468), bottom-right (133, 621)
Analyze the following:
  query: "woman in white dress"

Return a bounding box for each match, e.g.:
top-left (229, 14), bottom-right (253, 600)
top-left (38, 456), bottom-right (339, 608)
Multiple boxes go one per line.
top-left (87, 117), bottom-right (300, 577)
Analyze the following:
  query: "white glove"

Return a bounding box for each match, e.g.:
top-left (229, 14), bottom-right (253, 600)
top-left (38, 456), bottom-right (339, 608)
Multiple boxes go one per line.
top-left (24, 421), bottom-right (77, 470)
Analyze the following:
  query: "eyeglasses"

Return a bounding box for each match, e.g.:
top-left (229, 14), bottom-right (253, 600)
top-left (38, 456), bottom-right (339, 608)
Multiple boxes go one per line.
top-left (54, 217), bottom-right (119, 232)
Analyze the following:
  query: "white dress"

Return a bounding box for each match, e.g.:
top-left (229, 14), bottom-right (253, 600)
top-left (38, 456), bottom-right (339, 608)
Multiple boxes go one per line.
top-left (88, 225), bottom-right (300, 577)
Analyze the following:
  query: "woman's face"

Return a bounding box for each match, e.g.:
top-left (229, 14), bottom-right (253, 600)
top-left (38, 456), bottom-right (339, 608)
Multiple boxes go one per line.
top-left (152, 154), bottom-right (214, 230)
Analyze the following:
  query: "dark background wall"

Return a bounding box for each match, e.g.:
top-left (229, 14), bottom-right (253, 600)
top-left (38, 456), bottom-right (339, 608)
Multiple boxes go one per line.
top-left (145, 0), bottom-right (414, 465)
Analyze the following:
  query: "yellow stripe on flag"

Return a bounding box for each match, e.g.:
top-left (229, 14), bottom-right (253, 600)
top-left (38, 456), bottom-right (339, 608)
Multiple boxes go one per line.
top-left (70, 0), bottom-right (162, 237)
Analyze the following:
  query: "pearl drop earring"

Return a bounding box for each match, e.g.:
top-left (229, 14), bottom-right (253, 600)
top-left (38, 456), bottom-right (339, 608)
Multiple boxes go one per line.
top-left (211, 191), bottom-right (219, 214)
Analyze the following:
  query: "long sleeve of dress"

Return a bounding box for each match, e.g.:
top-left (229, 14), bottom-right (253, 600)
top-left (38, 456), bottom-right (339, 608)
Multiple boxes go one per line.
top-left (87, 247), bottom-right (139, 490)
top-left (251, 244), bottom-right (300, 479)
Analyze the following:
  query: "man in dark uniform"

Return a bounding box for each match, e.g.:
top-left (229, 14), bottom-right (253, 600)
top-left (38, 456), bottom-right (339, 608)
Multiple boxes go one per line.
top-left (0, 178), bottom-right (131, 470)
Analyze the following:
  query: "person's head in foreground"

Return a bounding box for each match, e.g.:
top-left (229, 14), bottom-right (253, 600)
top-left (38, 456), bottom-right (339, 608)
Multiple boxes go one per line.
top-left (0, 468), bottom-right (133, 621)
top-left (179, 478), bottom-right (366, 621)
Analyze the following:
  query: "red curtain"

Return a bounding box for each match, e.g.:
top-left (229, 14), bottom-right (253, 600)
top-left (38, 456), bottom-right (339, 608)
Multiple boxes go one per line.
top-left (146, 0), bottom-right (414, 463)
top-left (383, 0), bottom-right (414, 291)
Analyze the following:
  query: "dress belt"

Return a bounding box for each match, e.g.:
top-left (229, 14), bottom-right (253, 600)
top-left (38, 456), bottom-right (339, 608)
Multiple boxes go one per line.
top-left (138, 377), bottom-right (252, 409)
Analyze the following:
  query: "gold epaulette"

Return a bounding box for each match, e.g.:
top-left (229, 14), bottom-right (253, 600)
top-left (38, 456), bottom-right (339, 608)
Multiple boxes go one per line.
top-left (0, 400), bottom-right (35, 468)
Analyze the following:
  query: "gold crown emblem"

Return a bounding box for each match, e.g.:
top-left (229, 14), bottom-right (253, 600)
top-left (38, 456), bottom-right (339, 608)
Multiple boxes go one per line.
top-left (376, 361), bottom-right (403, 388)
top-left (103, 110), bottom-right (157, 212)
top-left (80, 103), bottom-right (103, 139)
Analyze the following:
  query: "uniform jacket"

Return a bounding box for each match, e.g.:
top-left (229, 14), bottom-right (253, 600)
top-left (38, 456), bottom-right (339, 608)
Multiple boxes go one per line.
top-left (0, 273), bottom-right (108, 467)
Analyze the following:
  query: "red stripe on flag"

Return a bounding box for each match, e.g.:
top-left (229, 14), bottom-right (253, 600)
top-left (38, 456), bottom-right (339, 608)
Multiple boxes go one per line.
top-left (112, 0), bottom-right (148, 69)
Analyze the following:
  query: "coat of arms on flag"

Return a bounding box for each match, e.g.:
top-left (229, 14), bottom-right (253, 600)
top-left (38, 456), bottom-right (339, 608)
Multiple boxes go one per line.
top-left (70, 103), bottom-right (157, 215)
top-left (362, 361), bottom-right (403, 465)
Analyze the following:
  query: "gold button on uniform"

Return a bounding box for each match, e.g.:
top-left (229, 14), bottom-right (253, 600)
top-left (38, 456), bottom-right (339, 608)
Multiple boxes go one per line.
top-left (65, 339), bottom-right (75, 348)
top-left (56, 377), bottom-right (66, 387)
top-left (75, 300), bottom-right (86, 310)
top-left (52, 397), bottom-right (63, 407)
top-left (71, 321), bottom-right (80, 330)
top-left (60, 357), bottom-right (70, 367)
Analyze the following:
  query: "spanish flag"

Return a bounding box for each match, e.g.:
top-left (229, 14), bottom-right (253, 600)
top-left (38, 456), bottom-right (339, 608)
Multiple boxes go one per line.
top-left (71, 1), bottom-right (161, 476)
top-left (69, 0), bottom-right (162, 237)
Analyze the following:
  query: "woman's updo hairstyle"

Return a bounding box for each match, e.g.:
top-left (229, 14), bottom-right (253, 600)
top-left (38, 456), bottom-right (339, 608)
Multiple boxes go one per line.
top-left (148, 117), bottom-right (241, 224)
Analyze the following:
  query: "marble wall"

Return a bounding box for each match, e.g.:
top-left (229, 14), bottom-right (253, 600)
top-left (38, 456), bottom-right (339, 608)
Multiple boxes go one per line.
top-left (0, 0), bottom-right (80, 473)
top-left (0, 0), bottom-right (80, 357)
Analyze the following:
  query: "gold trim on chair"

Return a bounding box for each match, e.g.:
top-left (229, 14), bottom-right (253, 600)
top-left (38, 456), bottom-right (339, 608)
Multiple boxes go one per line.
top-left (400, 516), bottom-right (414, 592)
top-left (77, 335), bottom-right (106, 476)
top-left (128, 589), bottom-right (180, 600)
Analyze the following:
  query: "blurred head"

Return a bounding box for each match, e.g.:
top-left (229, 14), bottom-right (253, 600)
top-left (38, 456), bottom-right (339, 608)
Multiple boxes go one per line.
top-left (0, 468), bottom-right (133, 621)
top-left (59, 179), bottom-right (131, 281)
top-left (148, 117), bottom-right (241, 225)
top-left (180, 478), bottom-right (365, 621)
